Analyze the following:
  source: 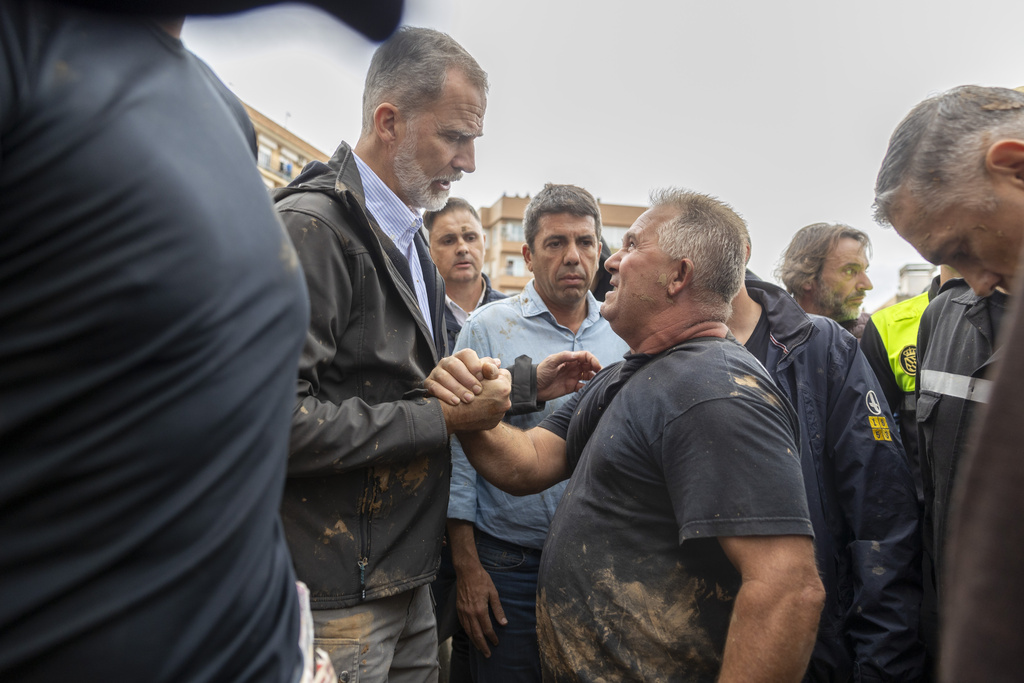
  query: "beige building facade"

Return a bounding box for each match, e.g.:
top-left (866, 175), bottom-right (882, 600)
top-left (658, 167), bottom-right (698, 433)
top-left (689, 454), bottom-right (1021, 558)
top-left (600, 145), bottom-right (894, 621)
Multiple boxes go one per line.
top-left (244, 103), bottom-right (329, 189)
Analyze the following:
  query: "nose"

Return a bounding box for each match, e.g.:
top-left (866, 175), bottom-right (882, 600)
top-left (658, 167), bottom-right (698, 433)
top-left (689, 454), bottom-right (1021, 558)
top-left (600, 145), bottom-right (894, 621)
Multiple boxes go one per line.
top-left (564, 240), bottom-right (581, 265)
top-left (858, 271), bottom-right (873, 292)
top-left (455, 237), bottom-right (468, 255)
top-left (605, 248), bottom-right (622, 273)
top-left (960, 267), bottom-right (1001, 297)
top-left (454, 139), bottom-right (476, 174)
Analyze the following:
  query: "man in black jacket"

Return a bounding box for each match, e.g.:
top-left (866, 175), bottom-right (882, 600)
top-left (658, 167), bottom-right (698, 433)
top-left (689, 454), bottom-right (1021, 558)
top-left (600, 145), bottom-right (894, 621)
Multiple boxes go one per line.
top-left (275, 27), bottom-right (515, 683)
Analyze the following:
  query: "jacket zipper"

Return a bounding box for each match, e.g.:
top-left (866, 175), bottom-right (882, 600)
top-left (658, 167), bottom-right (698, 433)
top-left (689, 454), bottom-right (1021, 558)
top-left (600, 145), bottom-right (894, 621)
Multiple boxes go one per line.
top-left (358, 469), bottom-right (374, 601)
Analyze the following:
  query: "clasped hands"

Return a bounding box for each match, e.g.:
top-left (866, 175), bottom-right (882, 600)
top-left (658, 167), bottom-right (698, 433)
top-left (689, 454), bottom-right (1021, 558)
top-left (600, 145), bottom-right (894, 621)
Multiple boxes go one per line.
top-left (426, 348), bottom-right (602, 435)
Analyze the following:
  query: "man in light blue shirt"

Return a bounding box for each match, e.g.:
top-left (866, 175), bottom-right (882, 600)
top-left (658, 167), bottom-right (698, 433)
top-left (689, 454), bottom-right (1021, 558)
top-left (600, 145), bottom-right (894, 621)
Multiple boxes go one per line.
top-left (448, 184), bottom-right (629, 683)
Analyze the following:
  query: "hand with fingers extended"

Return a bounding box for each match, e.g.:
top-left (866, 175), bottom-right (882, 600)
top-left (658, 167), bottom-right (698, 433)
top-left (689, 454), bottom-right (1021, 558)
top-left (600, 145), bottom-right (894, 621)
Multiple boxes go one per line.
top-left (536, 350), bottom-right (603, 402)
top-left (426, 348), bottom-right (503, 407)
top-left (441, 369), bottom-right (511, 434)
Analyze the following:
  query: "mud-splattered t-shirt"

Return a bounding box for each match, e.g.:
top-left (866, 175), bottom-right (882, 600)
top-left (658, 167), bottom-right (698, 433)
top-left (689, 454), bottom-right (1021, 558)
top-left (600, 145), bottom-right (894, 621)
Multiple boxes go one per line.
top-left (536, 337), bottom-right (812, 682)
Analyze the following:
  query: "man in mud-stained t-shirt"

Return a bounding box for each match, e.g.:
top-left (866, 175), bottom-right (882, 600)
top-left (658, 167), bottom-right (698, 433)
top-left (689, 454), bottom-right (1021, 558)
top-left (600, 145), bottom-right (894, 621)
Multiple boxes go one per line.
top-left (535, 339), bottom-right (813, 682)
top-left (453, 189), bottom-right (824, 683)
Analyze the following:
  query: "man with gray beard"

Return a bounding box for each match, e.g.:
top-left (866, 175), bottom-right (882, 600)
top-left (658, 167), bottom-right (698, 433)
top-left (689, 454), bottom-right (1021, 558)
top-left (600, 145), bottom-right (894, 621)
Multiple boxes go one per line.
top-left (273, 27), bottom-right (513, 683)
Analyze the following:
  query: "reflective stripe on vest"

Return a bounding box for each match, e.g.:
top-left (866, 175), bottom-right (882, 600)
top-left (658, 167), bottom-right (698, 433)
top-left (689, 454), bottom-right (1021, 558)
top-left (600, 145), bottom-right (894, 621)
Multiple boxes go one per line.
top-left (919, 369), bottom-right (993, 404)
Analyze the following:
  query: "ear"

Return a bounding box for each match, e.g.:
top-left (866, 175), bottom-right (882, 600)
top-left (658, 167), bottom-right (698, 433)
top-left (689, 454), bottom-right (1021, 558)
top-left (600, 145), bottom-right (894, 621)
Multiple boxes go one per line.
top-left (986, 139), bottom-right (1024, 187)
top-left (665, 258), bottom-right (693, 297)
top-left (801, 279), bottom-right (816, 293)
top-left (373, 103), bottom-right (401, 144)
top-left (522, 243), bottom-right (534, 272)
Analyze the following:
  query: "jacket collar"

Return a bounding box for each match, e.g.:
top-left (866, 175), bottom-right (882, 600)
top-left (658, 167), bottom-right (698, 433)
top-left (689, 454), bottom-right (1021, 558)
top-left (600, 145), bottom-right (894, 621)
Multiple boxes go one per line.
top-left (743, 274), bottom-right (817, 357)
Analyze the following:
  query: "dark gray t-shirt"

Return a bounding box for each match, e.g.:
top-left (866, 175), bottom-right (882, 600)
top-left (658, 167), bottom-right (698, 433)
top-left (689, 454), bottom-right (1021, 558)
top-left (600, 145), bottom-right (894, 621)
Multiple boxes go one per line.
top-left (537, 337), bottom-right (812, 682)
top-left (1, 4), bottom-right (307, 681)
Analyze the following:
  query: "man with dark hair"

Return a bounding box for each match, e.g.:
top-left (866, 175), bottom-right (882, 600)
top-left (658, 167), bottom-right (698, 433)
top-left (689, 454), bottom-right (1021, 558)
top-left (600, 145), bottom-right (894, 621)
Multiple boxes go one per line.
top-left (778, 223), bottom-right (874, 338)
top-left (423, 196), bottom-right (505, 683)
top-left (730, 243), bottom-right (922, 681)
top-left (456, 188), bottom-right (825, 682)
top-left (0, 2), bottom-right (400, 682)
top-left (447, 184), bottom-right (628, 683)
top-left (873, 84), bottom-right (1024, 682)
top-left (273, 27), bottom-right (513, 682)
top-left (425, 197), bottom-right (507, 353)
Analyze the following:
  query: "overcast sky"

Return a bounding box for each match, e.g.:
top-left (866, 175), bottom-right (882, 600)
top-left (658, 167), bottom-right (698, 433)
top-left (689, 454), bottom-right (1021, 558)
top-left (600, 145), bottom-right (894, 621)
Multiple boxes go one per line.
top-left (182, 0), bottom-right (1024, 310)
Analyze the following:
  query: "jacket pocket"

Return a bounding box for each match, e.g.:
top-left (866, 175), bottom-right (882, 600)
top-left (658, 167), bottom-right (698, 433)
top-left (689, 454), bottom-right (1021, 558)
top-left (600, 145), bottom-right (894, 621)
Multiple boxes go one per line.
top-left (475, 536), bottom-right (528, 573)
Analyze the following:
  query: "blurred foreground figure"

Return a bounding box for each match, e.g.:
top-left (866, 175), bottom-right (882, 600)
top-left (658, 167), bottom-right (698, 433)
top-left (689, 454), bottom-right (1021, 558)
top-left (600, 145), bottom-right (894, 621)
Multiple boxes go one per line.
top-left (778, 223), bottom-right (874, 338)
top-left (874, 84), bottom-right (1024, 683)
top-left (0, 1), bottom-right (398, 681)
top-left (457, 189), bottom-right (825, 682)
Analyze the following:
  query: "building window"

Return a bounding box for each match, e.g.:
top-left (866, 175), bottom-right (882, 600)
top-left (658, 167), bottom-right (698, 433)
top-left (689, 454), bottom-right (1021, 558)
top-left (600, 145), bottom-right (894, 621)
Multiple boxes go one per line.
top-left (504, 255), bottom-right (526, 277)
top-left (258, 145), bottom-right (274, 169)
top-left (601, 226), bottom-right (628, 250)
top-left (502, 221), bottom-right (525, 242)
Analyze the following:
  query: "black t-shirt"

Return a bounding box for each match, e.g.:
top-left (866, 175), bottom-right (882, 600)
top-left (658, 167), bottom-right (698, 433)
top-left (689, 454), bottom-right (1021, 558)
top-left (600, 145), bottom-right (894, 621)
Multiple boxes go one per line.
top-left (1, 4), bottom-right (307, 681)
top-left (743, 306), bottom-right (771, 366)
top-left (536, 338), bottom-right (812, 682)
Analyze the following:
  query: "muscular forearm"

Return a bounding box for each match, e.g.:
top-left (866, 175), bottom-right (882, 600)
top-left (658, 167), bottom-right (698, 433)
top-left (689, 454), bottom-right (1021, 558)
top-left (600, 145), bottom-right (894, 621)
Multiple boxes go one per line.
top-left (718, 576), bottom-right (824, 682)
top-left (456, 423), bottom-right (569, 496)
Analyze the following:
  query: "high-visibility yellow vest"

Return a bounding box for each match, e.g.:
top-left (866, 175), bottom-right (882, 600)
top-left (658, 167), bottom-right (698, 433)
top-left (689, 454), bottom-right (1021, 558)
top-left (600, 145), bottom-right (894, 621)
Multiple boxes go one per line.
top-left (870, 290), bottom-right (930, 398)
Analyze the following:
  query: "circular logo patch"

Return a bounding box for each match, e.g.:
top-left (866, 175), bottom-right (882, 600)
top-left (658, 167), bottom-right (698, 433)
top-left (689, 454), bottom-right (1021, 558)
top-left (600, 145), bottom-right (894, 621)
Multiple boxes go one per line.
top-left (865, 390), bottom-right (882, 415)
top-left (899, 345), bottom-right (917, 377)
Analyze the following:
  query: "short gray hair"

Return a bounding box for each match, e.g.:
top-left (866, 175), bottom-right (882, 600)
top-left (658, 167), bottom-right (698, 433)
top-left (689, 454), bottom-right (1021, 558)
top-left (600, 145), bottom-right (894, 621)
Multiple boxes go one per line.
top-left (648, 188), bottom-right (748, 322)
top-left (873, 85), bottom-right (1024, 225)
top-left (776, 223), bottom-right (871, 296)
top-left (361, 27), bottom-right (488, 136)
top-left (522, 184), bottom-right (602, 250)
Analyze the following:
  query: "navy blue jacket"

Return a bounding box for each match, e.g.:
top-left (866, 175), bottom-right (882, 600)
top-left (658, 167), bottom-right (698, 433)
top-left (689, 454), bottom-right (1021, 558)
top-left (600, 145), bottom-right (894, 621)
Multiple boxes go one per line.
top-left (746, 277), bottom-right (923, 682)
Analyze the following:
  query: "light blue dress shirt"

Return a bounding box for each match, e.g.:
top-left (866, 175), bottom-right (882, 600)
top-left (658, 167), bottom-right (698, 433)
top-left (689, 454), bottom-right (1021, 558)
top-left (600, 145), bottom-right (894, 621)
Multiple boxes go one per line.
top-left (352, 153), bottom-right (433, 332)
top-left (448, 279), bottom-right (629, 548)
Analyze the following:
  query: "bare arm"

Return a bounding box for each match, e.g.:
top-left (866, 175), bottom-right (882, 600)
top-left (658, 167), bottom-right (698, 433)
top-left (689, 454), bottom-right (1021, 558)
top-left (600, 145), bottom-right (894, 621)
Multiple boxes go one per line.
top-left (717, 535), bottom-right (824, 683)
top-left (456, 423), bottom-right (570, 496)
top-left (447, 519), bottom-right (506, 656)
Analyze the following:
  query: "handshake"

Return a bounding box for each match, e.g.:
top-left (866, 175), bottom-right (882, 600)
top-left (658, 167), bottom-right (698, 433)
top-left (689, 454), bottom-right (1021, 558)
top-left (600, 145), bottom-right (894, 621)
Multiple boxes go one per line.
top-left (425, 348), bottom-right (602, 435)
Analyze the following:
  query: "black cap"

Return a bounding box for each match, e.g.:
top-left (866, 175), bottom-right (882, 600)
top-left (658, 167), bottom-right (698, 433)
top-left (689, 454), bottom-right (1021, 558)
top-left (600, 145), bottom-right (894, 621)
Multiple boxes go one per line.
top-left (54, 0), bottom-right (404, 41)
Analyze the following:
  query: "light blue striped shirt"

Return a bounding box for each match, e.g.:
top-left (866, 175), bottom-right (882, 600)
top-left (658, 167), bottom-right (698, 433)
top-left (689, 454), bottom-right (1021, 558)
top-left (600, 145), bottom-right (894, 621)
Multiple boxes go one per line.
top-left (353, 153), bottom-right (433, 331)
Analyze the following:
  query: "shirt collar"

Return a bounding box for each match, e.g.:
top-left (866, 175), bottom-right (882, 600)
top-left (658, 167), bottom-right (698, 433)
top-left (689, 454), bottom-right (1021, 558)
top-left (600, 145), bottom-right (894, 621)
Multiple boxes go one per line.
top-left (352, 153), bottom-right (423, 249)
top-left (520, 279), bottom-right (603, 327)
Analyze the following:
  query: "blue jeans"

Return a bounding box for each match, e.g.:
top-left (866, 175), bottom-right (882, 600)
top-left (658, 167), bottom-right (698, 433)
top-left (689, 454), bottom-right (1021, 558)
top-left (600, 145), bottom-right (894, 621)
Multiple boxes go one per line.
top-left (470, 531), bottom-right (542, 683)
